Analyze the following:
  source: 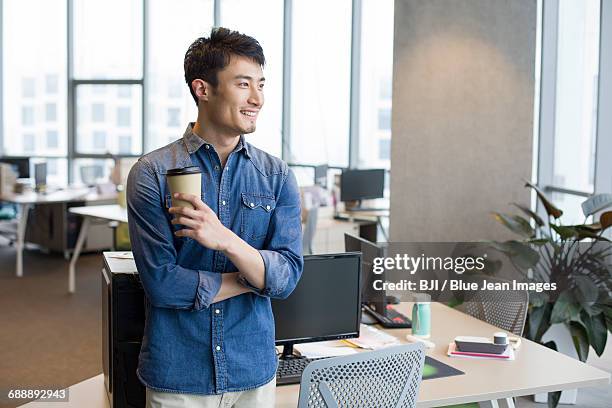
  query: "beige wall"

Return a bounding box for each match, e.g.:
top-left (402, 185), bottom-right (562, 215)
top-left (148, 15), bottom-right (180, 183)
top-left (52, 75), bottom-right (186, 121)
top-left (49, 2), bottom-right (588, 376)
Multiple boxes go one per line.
top-left (389, 0), bottom-right (537, 242)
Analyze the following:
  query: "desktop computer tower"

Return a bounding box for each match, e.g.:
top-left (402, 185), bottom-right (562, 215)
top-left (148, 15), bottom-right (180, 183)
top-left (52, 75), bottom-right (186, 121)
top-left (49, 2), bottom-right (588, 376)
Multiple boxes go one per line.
top-left (101, 265), bottom-right (146, 408)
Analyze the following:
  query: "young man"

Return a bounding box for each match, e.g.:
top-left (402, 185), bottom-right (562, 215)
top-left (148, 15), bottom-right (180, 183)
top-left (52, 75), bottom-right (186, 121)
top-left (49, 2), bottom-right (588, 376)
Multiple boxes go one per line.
top-left (127, 27), bottom-right (303, 407)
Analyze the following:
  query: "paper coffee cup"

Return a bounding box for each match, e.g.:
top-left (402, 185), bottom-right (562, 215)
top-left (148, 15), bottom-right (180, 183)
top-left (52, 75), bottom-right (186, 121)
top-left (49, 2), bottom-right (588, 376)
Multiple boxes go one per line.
top-left (166, 166), bottom-right (202, 209)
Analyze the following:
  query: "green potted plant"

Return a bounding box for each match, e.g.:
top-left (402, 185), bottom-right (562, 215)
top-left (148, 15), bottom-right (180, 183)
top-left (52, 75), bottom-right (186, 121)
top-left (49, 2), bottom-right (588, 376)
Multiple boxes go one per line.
top-left (490, 182), bottom-right (612, 408)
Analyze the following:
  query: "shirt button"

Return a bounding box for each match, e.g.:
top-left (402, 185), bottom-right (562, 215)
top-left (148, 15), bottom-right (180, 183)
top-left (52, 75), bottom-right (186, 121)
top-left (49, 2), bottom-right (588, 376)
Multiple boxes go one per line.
top-left (250, 202), bottom-right (255, 207)
top-left (266, 205), bottom-right (271, 210)
top-left (221, 200), bottom-right (226, 206)
top-left (216, 345), bottom-right (221, 351)
top-left (214, 165), bottom-right (220, 171)
top-left (205, 144), bottom-right (210, 149)
top-left (215, 309), bottom-right (220, 314)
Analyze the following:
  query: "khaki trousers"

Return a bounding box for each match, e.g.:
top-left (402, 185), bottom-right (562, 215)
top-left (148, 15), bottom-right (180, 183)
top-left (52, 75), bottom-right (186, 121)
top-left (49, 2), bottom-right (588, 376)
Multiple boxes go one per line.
top-left (145, 377), bottom-right (276, 408)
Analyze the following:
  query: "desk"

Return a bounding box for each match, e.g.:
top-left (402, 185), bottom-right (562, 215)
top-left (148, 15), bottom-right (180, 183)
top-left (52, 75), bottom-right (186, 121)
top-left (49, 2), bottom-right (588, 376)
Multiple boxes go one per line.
top-left (338, 208), bottom-right (390, 240)
top-left (20, 283), bottom-right (610, 407)
top-left (0, 189), bottom-right (116, 279)
top-left (67, 205), bottom-right (127, 293)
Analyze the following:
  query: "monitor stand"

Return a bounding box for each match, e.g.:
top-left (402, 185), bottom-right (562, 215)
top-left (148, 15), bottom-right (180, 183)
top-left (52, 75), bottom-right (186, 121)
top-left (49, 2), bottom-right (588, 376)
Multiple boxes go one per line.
top-left (279, 344), bottom-right (302, 360)
top-left (361, 307), bottom-right (378, 325)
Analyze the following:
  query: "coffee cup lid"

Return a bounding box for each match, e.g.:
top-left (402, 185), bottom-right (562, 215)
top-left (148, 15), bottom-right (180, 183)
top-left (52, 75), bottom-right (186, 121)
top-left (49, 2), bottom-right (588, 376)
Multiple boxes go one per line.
top-left (166, 166), bottom-right (201, 176)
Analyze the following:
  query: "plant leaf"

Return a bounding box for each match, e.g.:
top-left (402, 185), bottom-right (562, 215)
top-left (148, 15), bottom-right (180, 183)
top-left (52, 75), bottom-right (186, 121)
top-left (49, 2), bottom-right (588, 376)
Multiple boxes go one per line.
top-left (581, 312), bottom-right (608, 357)
top-left (551, 224), bottom-right (578, 240)
top-left (573, 275), bottom-right (598, 306)
top-left (569, 321), bottom-right (590, 362)
top-left (550, 290), bottom-right (581, 324)
top-left (513, 202), bottom-right (545, 226)
top-left (601, 211), bottom-right (612, 231)
top-left (581, 193), bottom-right (612, 217)
top-left (492, 213), bottom-right (535, 238)
top-left (525, 180), bottom-right (563, 219)
top-left (548, 390), bottom-right (562, 408)
top-left (530, 291), bottom-right (549, 308)
top-left (528, 303), bottom-right (552, 342)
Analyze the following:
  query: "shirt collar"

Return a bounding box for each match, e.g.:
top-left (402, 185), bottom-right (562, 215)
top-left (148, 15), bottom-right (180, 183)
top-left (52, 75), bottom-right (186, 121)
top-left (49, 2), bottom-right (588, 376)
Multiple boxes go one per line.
top-left (182, 123), bottom-right (251, 158)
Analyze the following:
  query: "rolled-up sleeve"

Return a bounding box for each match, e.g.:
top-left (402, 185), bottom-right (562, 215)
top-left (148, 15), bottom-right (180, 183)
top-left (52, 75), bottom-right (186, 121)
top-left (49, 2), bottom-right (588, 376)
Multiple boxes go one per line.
top-left (127, 159), bottom-right (221, 310)
top-left (245, 168), bottom-right (303, 299)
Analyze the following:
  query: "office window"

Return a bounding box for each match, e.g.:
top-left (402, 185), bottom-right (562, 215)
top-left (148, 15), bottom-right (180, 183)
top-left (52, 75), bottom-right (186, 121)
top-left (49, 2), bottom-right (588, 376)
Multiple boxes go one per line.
top-left (378, 139), bottom-right (391, 160)
top-left (23, 133), bottom-right (35, 153)
top-left (47, 130), bottom-right (59, 149)
top-left (73, 0), bottom-right (143, 79)
top-left (92, 103), bottom-right (105, 122)
top-left (146, 0), bottom-right (213, 151)
top-left (22, 106), bottom-right (35, 126)
top-left (221, 0), bottom-right (284, 158)
top-left (118, 135), bottom-right (132, 154)
top-left (167, 108), bottom-right (180, 127)
top-left (290, 0), bottom-right (352, 166)
top-left (2, 0), bottom-right (67, 156)
top-left (117, 107), bottom-right (131, 127)
top-left (46, 74), bottom-right (59, 94)
top-left (553, 0), bottom-right (600, 194)
top-left (75, 85), bottom-right (142, 155)
top-left (93, 131), bottom-right (107, 150)
top-left (22, 78), bottom-right (36, 98)
top-left (359, 0), bottom-right (394, 169)
top-left (378, 108), bottom-right (391, 131)
top-left (46, 103), bottom-right (57, 122)
top-left (118, 86), bottom-right (132, 98)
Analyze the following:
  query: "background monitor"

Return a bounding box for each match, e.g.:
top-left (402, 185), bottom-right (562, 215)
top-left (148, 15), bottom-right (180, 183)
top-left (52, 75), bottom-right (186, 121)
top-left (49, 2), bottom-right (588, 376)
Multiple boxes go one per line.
top-left (313, 164), bottom-right (328, 188)
top-left (34, 162), bottom-right (47, 189)
top-left (340, 169), bottom-right (385, 202)
top-left (0, 157), bottom-right (30, 178)
top-left (344, 233), bottom-right (386, 305)
top-left (272, 253), bottom-right (361, 355)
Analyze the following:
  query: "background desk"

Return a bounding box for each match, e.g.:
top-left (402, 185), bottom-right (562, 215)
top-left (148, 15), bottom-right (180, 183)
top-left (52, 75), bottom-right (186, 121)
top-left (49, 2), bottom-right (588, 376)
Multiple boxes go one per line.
top-left (68, 205), bottom-right (127, 293)
top-left (0, 189), bottom-right (116, 278)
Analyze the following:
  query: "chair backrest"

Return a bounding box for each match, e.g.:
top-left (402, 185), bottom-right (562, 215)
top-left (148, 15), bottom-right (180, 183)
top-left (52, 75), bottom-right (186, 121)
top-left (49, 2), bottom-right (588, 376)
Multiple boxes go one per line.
top-left (456, 276), bottom-right (529, 336)
top-left (302, 206), bottom-right (319, 255)
top-left (297, 343), bottom-right (425, 408)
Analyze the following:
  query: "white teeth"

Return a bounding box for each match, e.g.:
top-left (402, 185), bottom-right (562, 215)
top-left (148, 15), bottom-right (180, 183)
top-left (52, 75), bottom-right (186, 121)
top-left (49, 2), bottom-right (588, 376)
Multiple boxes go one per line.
top-left (241, 111), bottom-right (256, 117)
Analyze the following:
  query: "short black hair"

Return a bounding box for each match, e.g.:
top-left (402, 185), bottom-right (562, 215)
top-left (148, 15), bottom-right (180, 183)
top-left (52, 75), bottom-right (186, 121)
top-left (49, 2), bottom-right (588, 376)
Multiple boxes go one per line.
top-left (184, 27), bottom-right (266, 105)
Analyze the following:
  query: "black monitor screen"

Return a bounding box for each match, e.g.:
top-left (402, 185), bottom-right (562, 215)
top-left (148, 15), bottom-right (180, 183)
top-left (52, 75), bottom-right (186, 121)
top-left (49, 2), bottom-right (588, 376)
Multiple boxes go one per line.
top-left (314, 165), bottom-right (328, 187)
top-left (0, 158), bottom-right (30, 178)
top-left (344, 234), bottom-right (385, 305)
top-left (340, 169), bottom-right (385, 201)
top-left (34, 163), bottom-right (47, 186)
top-left (273, 253), bottom-right (361, 346)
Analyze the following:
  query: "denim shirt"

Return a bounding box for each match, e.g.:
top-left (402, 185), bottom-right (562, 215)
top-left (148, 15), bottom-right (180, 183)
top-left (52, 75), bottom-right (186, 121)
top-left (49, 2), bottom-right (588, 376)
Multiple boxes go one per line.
top-left (126, 123), bottom-right (303, 395)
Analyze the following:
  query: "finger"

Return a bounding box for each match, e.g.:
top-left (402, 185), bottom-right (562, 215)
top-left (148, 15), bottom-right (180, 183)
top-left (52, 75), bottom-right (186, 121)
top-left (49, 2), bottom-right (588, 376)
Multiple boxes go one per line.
top-left (171, 216), bottom-right (199, 229)
top-left (173, 193), bottom-right (207, 211)
top-left (168, 206), bottom-right (199, 219)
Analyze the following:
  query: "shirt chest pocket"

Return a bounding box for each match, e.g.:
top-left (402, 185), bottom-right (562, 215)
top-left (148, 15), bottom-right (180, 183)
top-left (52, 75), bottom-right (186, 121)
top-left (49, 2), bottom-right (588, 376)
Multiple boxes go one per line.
top-left (240, 192), bottom-right (276, 240)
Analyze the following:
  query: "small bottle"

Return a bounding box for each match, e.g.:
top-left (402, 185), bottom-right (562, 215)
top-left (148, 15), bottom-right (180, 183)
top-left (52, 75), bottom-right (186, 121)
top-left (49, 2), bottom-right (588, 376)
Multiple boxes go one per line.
top-left (411, 293), bottom-right (431, 338)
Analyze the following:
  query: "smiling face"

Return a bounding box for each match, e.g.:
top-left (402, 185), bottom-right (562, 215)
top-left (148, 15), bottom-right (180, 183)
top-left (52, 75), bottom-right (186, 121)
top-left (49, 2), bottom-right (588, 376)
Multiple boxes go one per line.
top-left (200, 55), bottom-right (265, 137)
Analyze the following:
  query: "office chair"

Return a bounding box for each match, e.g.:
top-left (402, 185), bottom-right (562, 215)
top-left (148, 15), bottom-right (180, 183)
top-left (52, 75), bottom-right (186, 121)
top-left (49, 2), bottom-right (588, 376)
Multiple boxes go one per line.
top-left (456, 276), bottom-right (529, 336)
top-left (302, 206), bottom-right (318, 255)
top-left (297, 343), bottom-right (425, 408)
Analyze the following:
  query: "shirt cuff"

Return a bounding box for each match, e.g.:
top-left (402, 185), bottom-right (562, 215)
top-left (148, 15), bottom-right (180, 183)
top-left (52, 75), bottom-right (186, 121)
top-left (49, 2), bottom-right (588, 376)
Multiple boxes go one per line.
top-left (193, 270), bottom-right (222, 309)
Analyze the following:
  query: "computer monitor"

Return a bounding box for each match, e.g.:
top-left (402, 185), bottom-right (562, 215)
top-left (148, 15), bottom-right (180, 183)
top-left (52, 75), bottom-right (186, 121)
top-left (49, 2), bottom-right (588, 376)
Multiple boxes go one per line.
top-left (340, 169), bottom-right (385, 202)
top-left (313, 165), bottom-right (328, 188)
top-left (0, 157), bottom-right (30, 178)
top-left (34, 162), bottom-right (47, 191)
top-left (272, 253), bottom-right (361, 358)
top-left (344, 233), bottom-right (385, 305)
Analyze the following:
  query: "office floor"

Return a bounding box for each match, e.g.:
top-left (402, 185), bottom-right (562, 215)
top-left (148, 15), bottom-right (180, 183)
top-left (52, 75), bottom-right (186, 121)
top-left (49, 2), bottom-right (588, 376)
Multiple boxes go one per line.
top-left (0, 242), bottom-right (610, 408)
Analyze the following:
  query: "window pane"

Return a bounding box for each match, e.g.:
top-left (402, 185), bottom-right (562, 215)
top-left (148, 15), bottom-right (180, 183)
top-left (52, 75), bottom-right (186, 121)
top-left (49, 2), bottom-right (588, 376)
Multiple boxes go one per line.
top-left (551, 192), bottom-right (591, 226)
top-left (553, 0), bottom-right (600, 193)
top-left (73, 0), bottom-right (143, 79)
top-left (76, 85), bottom-right (142, 155)
top-left (221, 0), bottom-right (284, 158)
top-left (2, 0), bottom-right (67, 156)
top-left (146, 0), bottom-right (214, 152)
top-left (73, 158), bottom-right (113, 186)
top-left (290, 0), bottom-right (351, 166)
top-left (359, 0), bottom-right (394, 169)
